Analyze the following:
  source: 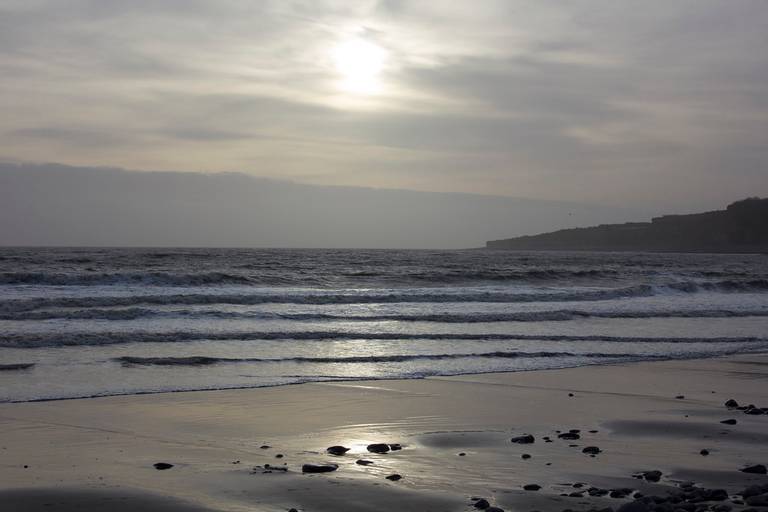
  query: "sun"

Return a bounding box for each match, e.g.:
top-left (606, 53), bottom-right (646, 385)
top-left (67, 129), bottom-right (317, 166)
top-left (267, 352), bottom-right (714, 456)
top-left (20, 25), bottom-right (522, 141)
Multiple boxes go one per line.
top-left (332, 39), bottom-right (387, 95)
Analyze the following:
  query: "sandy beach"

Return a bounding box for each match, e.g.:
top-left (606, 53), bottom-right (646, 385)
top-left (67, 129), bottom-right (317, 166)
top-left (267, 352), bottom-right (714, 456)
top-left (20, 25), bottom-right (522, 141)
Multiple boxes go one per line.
top-left (1, 354), bottom-right (767, 511)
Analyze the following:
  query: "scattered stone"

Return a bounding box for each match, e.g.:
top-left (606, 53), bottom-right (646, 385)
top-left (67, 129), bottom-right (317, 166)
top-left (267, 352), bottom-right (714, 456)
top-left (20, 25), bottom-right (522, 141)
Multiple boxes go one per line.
top-left (459, 452), bottom-right (466, 456)
top-left (522, 453), bottom-right (531, 460)
top-left (700, 449), bottom-right (710, 456)
top-left (744, 406), bottom-right (765, 415)
top-left (741, 464), bottom-right (767, 475)
top-left (721, 419), bottom-right (738, 425)
top-left (389, 443), bottom-right (403, 451)
top-left (288, 509), bottom-right (298, 512)
top-left (301, 463), bottom-right (338, 474)
top-left (511, 434), bottom-right (535, 444)
top-left (153, 462), bottom-right (173, 470)
top-left (275, 454), bottom-right (284, 458)
top-left (473, 498), bottom-right (490, 509)
top-left (725, 399), bottom-right (739, 408)
top-left (523, 484), bottom-right (541, 491)
top-left (558, 432), bottom-right (580, 440)
top-left (569, 393), bottom-right (575, 397)
top-left (260, 445), bottom-right (271, 449)
top-left (583, 446), bottom-right (601, 455)
top-left (485, 507), bottom-right (504, 512)
top-left (326, 445), bottom-right (350, 456)
top-left (385, 474), bottom-right (402, 481)
top-left (589, 430), bottom-right (599, 433)
top-left (366, 443), bottom-right (390, 454)
top-left (675, 395), bottom-right (685, 399)
top-left (232, 460), bottom-right (240, 464)
top-left (635, 470), bottom-right (662, 482)
top-left (355, 459), bottom-right (374, 466)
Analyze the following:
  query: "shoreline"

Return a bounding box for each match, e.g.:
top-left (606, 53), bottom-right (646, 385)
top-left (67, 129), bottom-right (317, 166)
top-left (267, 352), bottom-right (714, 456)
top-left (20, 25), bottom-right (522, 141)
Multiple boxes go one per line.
top-left (2, 354), bottom-right (767, 511)
top-left (4, 351), bottom-right (766, 405)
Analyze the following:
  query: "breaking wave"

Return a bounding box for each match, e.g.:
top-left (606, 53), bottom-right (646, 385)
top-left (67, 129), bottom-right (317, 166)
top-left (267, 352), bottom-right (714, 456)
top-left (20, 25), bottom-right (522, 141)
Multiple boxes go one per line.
top-left (2, 330), bottom-right (766, 348)
top-left (114, 351), bottom-right (651, 366)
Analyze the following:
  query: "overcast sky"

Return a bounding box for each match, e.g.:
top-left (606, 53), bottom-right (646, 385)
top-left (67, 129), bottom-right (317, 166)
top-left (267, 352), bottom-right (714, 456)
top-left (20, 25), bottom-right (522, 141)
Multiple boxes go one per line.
top-left (1, 0), bottom-right (767, 213)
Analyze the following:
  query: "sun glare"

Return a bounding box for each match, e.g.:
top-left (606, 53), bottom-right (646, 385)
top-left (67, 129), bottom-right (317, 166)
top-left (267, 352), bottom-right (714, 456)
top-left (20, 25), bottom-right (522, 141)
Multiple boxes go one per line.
top-left (332, 39), bottom-right (387, 95)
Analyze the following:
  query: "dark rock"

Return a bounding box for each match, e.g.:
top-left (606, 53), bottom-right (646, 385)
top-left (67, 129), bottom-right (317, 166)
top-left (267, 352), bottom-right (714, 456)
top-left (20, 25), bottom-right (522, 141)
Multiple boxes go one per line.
top-left (153, 462), bottom-right (174, 470)
top-left (569, 393), bottom-right (574, 397)
top-left (589, 430), bottom-right (599, 433)
top-left (326, 445), bottom-right (350, 456)
top-left (700, 449), bottom-right (709, 456)
top-left (356, 459), bottom-right (374, 466)
top-left (636, 470), bottom-right (662, 482)
top-left (389, 443), bottom-right (403, 451)
top-left (744, 407), bottom-right (765, 415)
top-left (741, 464), bottom-right (767, 475)
top-left (569, 492), bottom-right (584, 498)
top-left (301, 463), bottom-right (338, 473)
top-left (725, 399), bottom-right (739, 408)
top-left (366, 443), bottom-right (390, 454)
top-left (275, 454), bottom-right (284, 458)
top-left (720, 419), bottom-right (737, 425)
top-left (459, 452), bottom-right (466, 456)
top-left (385, 473), bottom-right (402, 481)
top-left (485, 507), bottom-right (504, 512)
top-left (583, 446), bottom-right (602, 455)
top-left (522, 453), bottom-right (531, 460)
top-left (474, 498), bottom-right (490, 509)
top-left (523, 484), bottom-right (541, 491)
top-left (511, 434), bottom-right (535, 444)
top-left (676, 395), bottom-right (685, 399)
top-left (588, 488), bottom-right (609, 497)
top-left (288, 509), bottom-right (298, 512)
top-left (558, 432), bottom-right (580, 440)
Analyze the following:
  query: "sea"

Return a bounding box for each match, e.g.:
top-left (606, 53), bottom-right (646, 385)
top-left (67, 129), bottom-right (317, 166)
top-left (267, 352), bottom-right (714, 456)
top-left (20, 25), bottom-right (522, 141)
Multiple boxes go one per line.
top-left (1, 247), bottom-right (767, 402)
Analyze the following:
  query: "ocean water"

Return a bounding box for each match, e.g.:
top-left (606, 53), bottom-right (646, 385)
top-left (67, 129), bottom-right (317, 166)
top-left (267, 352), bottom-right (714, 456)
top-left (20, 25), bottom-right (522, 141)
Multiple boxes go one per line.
top-left (1, 247), bottom-right (767, 402)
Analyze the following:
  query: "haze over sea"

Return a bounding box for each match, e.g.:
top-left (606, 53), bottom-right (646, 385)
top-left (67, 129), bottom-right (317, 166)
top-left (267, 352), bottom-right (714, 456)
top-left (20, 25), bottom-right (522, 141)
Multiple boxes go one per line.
top-left (1, 247), bottom-right (767, 403)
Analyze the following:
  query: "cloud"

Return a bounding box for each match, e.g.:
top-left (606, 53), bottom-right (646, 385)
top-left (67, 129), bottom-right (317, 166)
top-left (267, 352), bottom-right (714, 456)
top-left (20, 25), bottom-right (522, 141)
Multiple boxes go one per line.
top-left (0, 1), bottom-right (766, 211)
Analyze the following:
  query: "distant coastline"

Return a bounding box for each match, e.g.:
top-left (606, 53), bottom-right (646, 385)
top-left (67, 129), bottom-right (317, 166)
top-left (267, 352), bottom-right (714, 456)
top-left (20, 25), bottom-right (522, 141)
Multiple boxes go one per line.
top-left (486, 197), bottom-right (768, 253)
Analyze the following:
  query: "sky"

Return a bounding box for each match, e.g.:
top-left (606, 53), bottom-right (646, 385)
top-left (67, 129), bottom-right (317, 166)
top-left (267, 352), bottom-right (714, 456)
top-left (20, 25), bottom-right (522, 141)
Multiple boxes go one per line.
top-left (1, 1), bottom-right (767, 220)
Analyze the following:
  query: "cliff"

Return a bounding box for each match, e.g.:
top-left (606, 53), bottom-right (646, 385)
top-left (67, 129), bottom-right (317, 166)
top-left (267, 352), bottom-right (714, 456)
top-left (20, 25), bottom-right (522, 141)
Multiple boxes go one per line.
top-left (486, 198), bottom-right (768, 253)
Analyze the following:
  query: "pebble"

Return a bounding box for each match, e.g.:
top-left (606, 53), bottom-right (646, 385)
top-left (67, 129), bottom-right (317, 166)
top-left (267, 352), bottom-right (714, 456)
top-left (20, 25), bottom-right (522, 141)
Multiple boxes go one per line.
top-left (301, 463), bottom-right (338, 473)
top-left (385, 473), bottom-right (402, 481)
top-left (153, 462), bottom-right (174, 470)
top-left (366, 443), bottom-right (390, 454)
top-left (356, 459), bottom-right (374, 466)
top-left (511, 434), bottom-right (535, 444)
top-left (720, 419), bottom-right (738, 425)
top-left (326, 445), bottom-right (350, 456)
top-left (523, 484), bottom-right (541, 491)
top-left (582, 446), bottom-right (601, 455)
top-left (741, 464), bottom-right (767, 475)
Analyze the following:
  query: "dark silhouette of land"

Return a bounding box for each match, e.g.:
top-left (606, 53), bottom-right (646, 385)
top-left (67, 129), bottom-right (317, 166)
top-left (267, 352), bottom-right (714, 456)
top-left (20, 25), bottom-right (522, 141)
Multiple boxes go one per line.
top-left (486, 198), bottom-right (768, 253)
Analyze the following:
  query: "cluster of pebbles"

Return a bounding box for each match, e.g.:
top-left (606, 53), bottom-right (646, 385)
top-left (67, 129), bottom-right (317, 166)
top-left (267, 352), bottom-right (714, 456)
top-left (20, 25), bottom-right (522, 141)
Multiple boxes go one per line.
top-left (145, 397), bottom-right (765, 512)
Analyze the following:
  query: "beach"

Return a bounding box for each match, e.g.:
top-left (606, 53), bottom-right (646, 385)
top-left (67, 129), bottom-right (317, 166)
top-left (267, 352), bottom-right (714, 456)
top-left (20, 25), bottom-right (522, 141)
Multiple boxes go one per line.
top-left (2, 354), bottom-right (767, 512)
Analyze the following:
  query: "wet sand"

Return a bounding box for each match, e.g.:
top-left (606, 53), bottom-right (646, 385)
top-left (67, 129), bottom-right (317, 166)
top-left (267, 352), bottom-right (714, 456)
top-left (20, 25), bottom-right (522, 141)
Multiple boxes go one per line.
top-left (1, 354), bottom-right (767, 511)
